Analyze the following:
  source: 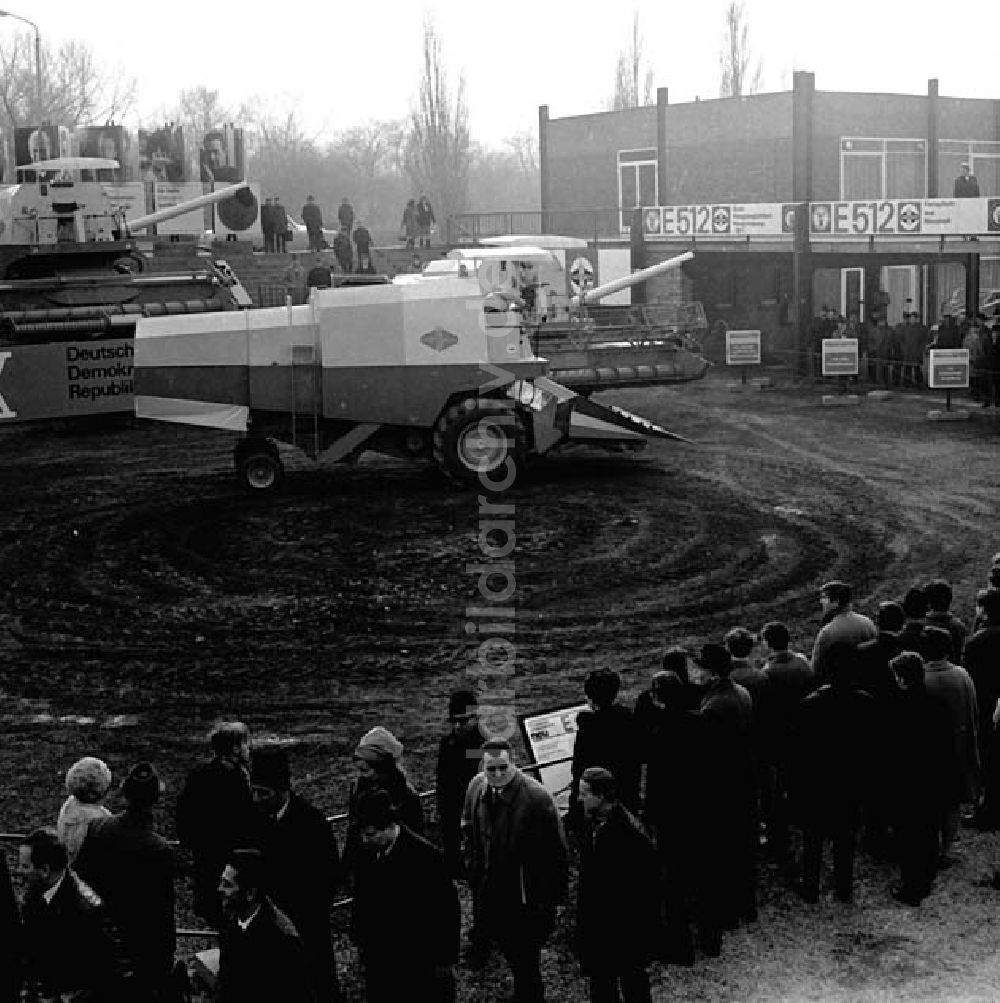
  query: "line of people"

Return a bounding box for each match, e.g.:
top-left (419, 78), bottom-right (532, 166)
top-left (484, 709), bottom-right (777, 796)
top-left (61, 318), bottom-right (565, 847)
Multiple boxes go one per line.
top-left (4, 563), bottom-right (1000, 1002)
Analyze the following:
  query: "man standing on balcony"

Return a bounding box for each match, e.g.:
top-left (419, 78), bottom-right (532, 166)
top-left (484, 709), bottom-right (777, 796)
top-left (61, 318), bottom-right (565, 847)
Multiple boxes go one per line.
top-left (954, 162), bottom-right (981, 198)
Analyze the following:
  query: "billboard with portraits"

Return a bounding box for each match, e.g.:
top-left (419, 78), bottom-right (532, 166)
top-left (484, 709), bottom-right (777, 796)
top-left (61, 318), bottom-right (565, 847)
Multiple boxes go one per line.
top-left (76, 125), bottom-right (127, 181)
top-left (139, 126), bottom-right (186, 183)
top-left (199, 125), bottom-right (244, 184)
top-left (14, 125), bottom-right (62, 180)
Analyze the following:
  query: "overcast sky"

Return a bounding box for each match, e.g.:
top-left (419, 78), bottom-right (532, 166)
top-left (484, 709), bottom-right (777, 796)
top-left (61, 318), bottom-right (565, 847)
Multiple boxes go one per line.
top-left (19, 1), bottom-right (999, 147)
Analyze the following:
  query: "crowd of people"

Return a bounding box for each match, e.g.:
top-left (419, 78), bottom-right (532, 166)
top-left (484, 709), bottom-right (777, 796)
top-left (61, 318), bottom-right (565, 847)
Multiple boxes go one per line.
top-left (4, 561), bottom-right (1000, 1002)
top-left (809, 302), bottom-right (1000, 402)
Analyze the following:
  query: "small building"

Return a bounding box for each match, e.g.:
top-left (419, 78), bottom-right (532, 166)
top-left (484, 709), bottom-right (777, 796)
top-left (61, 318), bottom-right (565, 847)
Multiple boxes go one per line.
top-left (524, 73), bottom-right (1000, 366)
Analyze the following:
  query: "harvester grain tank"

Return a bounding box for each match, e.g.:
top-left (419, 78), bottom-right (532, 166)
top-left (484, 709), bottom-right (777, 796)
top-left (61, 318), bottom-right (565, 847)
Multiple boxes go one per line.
top-left (133, 244), bottom-right (701, 490)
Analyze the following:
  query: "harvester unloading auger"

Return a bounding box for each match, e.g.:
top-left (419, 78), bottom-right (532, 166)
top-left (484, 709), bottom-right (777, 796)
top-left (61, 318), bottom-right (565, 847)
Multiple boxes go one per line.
top-left (133, 245), bottom-right (705, 491)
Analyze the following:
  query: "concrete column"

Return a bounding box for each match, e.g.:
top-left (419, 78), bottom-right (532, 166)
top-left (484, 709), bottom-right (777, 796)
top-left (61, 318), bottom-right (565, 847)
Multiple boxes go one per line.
top-left (791, 71), bottom-right (815, 376)
top-left (656, 87), bottom-right (669, 205)
top-left (538, 104), bottom-right (549, 235)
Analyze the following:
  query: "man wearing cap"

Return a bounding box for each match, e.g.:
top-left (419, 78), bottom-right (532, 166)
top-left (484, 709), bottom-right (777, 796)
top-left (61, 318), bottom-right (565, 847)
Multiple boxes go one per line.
top-left (75, 761), bottom-right (176, 998)
top-left (250, 746), bottom-right (341, 1003)
top-left (954, 162), bottom-right (981, 197)
top-left (693, 642), bottom-right (757, 954)
top-left (811, 581), bottom-right (877, 686)
top-left (217, 848), bottom-right (313, 1003)
top-left (462, 738), bottom-right (568, 1002)
top-left (351, 790), bottom-right (460, 1003)
top-left (435, 690), bottom-right (483, 876)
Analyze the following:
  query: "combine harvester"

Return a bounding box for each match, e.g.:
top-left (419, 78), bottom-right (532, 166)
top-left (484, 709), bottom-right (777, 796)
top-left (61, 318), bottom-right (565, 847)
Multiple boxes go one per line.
top-left (134, 242), bottom-right (707, 491)
top-left (0, 158), bottom-right (253, 424)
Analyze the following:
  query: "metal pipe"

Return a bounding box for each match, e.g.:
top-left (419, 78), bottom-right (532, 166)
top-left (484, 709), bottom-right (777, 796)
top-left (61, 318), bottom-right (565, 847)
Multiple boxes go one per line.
top-left (127, 180), bottom-right (251, 233)
top-left (572, 251), bottom-right (694, 307)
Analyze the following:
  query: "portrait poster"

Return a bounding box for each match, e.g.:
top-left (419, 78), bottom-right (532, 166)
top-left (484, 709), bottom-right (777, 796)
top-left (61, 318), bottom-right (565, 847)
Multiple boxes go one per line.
top-left (139, 126), bottom-right (186, 183)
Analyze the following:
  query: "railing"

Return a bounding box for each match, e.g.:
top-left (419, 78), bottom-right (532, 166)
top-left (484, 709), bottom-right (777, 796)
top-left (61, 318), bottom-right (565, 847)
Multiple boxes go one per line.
top-left (446, 208), bottom-right (625, 245)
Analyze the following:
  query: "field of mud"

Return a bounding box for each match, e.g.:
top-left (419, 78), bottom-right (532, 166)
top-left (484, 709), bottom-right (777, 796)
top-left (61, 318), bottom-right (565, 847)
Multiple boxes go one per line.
top-left (2, 373), bottom-right (999, 1000)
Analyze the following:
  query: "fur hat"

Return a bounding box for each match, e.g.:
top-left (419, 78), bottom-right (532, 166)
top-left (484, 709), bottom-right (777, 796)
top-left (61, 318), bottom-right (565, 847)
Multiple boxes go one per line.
top-left (64, 757), bottom-right (112, 803)
top-left (354, 726), bottom-right (403, 764)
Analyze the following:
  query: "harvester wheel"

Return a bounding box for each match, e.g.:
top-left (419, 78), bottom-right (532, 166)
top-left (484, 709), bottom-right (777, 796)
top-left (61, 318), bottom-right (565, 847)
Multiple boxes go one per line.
top-left (234, 439), bottom-right (284, 492)
top-left (433, 398), bottom-right (525, 488)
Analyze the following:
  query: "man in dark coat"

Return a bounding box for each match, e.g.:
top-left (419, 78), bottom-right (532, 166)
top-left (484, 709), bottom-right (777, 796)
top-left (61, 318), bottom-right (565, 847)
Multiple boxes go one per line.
top-left (898, 587), bottom-right (930, 656)
top-left (18, 827), bottom-right (131, 1001)
top-left (352, 221), bottom-right (374, 273)
top-left (856, 601), bottom-right (905, 856)
top-left (302, 196), bottom-right (325, 252)
top-left (217, 848), bottom-right (314, 1003)
top-left (351, 790), bottom-right (460, 1003)
top-left (888, 652), bottom-right (957, 905)
top-left (695, 642), bottom-right (758, 952)
top-left (462, 738), bottom-right (568, 1002)
top-left (577, 767), bottom-right (658, 1003)
top-left (435, 689), bottom-right (482, 876)
top-left (249, 746), bottom-right (341, 1003)
top-left (789, 643), bottom-right (875, 903)
top-left (175, 721), bottom-right (257, 927)
top-left (337, 197), bottom-right (355, 233)
top-left (273, 199), bottom-right (289, 253)
top-left (570, 667), bottom-right (642, 820)
top-left (75, 761), bottom-right (176, 998)
top-left (332, 228), bottom-right (353, 273)
top-left (0, 848), bottom-right (22, 1003)
top-left (964, 588), bottom-right (1000, 828)
top-left (261, 198), bottom-right (275, 253)
top-left (954, 162), bottom-right (981, 197)
top-left (416, 194), bottom-right (435, 248)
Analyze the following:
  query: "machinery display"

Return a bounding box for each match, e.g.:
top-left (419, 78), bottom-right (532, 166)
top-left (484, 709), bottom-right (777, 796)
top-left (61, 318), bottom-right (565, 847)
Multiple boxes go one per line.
top-left (0, 159), bottom-right (253, 423)
top-left (134, 244), bottom-right (705, 491)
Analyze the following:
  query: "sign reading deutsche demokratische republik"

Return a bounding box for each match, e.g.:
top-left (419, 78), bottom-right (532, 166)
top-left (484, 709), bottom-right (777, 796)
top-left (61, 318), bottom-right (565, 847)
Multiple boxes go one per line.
top-left (928, 349), bottom-right (970, 389)
top-left (822, 338), bottom-right (859, 377)
top-left (726, 330), bottom-right (762, 365)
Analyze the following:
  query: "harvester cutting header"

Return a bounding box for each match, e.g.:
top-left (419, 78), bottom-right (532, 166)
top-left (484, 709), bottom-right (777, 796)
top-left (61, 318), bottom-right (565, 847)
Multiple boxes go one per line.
top-left (135, 242), bottom-right (705, 491)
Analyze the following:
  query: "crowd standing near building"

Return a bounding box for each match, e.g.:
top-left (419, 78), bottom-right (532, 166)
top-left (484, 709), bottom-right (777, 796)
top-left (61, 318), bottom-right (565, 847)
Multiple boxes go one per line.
top-left (7, 567), bottom-right (1000, 1001)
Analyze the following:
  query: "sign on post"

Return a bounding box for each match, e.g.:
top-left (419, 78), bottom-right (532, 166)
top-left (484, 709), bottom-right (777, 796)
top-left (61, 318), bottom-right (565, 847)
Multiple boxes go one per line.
top-left (822, 338), bottom-right (859, 377)
top-left (726, 329), bottom-right (762, 366)
top-left (928, 349), bottom-right (970, 389)
top-left (518, 703), bottom-right (588, 814)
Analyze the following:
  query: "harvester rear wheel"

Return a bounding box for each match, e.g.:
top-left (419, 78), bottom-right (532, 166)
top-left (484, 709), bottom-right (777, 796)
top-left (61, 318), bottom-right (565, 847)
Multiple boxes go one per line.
top-left (235, 439), bottom-right (284, 492)
top-left (433, 398), bottom-right (525, 488)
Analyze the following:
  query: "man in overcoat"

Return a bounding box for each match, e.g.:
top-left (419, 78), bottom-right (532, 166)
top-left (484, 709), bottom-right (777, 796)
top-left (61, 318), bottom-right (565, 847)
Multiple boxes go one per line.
top-left (462, 738), bottom-right (568, 1002)
top-left (576, 767), bottom-right (658, 1003)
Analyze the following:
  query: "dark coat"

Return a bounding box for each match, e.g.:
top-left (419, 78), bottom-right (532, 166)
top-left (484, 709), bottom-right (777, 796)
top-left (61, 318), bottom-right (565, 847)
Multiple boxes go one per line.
top-left (21, 871), bottom-right (131, 1001)
top-left (217, 897), bottom-right (314, 1003)
top-left (760, 650), bottom-right (815, 765)
top-left (577, 804), bottom-right (659, 973)
top-left (351, 824), bottom-right (460, 969)
top-left (337, 201), bottom-right (355, 231)
top-left (74, 809), bottom-right (176, 983)
top-left (352, 225), bottom-right (371, 253)
top-left (344, 769), bottom-right (424, 876)
top-left (435, 721), bottom-right (483, 868)
top-left (790, 684), bottom-right (876, 827)
top-left (962, 625), bottom-right (1000, 758)
top-left (570, 702), bottom-right (642, 814)
top-left (924, 612), bottom-right (966, 664)
top-left (642, 701), bottom-right (702, 850)
top-left (856, 631), bottom-right (903, 704)
top-left (0, 852), bottom-right (22, 1003)
top-left (462, 769), bottom-right (568, 932)
top-left (302, 202), bottom-right (323, 232)
top-left (889, 686), bottom-right (956, 824)
top-left (175, 756), bottom-right (257, 924)
top-left (254, 792), bottom-right (339, 1000)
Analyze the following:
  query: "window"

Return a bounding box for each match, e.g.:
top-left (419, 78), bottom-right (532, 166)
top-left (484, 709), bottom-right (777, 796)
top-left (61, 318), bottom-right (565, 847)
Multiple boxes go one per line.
top-left (940, 140), bottom-right (1000, 197)
top-left (840, 138), bottom-right (926, 199)
top-left (618, 149), bottom-right (657, 232)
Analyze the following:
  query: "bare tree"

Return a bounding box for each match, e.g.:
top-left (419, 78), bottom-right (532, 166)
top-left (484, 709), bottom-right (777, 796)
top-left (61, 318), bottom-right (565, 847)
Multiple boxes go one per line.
top-left (719, 1), bottom-right (763, 97)
top-left (172, 86), bottom-right (233, 136)
top-left (610, 12), bottom-right (655, 111)
top-left (406, 17), bottom-right (470, 223)
top-left (0, 34), bottom-right (135, 130)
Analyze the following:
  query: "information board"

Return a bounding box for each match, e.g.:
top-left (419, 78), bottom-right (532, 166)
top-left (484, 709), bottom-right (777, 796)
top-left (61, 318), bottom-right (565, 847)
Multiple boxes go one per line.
top-left (643, 203), bottom-right (787, 239)
top-left (726, 329), bottom-right (762, 365)
top-left (518, 703), bottom-right (588, 814)
top-left (928, 349), bottom-right (970, 389)
top-left (0, 339), bottom-right (134, 422)
top-left (809, 198), bottom-right (992, 238)
top-left (821, 338), bottom-right (859, 377)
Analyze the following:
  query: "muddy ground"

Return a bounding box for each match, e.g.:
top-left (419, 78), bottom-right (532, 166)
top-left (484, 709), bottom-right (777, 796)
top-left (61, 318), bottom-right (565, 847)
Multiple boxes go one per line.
top-left (2, 372), bottom-right (999, 1000)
